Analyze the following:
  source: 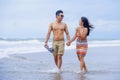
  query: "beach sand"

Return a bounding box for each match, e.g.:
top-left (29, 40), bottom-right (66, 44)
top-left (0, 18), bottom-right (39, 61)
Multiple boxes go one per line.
top-left (0, 46), bottom-right (120, 80)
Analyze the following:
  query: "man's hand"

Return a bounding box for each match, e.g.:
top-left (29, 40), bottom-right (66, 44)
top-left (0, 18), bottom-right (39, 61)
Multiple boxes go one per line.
top-left (66, 41), bottom-right (70, 46)
top-left (44, 42), bottom-right (48, 47)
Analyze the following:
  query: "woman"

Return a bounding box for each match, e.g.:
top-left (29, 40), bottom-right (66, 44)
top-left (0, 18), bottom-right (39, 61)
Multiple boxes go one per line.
top-left (67, 17), bottom-right (93, 73)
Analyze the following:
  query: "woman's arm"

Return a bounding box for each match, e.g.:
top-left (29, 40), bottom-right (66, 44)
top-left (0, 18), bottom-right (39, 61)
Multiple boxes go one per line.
top-left (66, 33), bottom-right (76, 46)
top-left (70, 28), bottom-right (78, 43)
top-left (70, 33), bottom-right (77, 43)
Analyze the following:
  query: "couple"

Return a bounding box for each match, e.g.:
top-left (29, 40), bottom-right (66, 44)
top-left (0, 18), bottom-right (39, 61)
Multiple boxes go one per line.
top-left (44, 10), bottom-right (93, 73)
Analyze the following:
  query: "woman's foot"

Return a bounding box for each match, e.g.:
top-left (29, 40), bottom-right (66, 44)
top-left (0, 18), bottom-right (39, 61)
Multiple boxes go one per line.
top-left (84, 69), bottom-right (88, 73)
top-left (80, 71), bottom-right (82, 75)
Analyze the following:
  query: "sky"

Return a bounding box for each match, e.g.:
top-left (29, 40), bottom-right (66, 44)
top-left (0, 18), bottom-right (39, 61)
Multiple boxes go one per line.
top-left (0, 0), bottom-right (120, 40)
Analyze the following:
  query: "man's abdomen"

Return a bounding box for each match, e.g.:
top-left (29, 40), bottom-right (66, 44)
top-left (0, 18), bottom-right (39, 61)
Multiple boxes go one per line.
top-left (53, 35), bottom-right (64, 41)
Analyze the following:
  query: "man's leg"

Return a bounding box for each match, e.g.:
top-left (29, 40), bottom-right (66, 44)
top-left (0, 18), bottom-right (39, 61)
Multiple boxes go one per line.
top-left (52, 41), bottom-right (58, 67)
top-left (57, 54), bottom-right (63, 69)
top-left (53, 54), bottom-right (58, 66)
top-left (56, 40), bottom-right (64, 71)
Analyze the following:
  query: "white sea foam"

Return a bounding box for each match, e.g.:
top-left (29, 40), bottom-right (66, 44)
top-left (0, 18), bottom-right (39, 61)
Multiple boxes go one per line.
top-left (0, 39), bottom-right (120, 59)
top-left (0, 40), bottom-right (47, 59)
top-left (88, 40), bottom-right (120, 47)
top-left (65, 40), bottom-right (120, 49)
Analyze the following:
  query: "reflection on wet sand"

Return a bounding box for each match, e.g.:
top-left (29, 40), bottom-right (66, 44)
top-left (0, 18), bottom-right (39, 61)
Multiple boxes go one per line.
top-left (53, 73), bottom-right (63, 80)
top-left (80, 74), bottom-right (87, 80)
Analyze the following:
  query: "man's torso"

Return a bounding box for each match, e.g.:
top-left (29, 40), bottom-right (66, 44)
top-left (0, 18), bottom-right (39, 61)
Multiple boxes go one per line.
top-left (52, 22), bottom-right (66, 41)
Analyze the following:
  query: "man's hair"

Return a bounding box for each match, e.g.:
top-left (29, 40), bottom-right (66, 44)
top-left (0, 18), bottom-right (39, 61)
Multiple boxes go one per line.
top-left (56, 10), bottom-right (63, 16)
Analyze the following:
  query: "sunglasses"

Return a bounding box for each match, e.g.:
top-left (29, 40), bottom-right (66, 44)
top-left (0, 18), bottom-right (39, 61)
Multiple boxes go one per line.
top-left (58, 15), bottom-right (64, 17)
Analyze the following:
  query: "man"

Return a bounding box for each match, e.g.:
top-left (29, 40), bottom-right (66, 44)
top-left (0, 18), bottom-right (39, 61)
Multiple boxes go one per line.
top-left (44, 10), bottom-right (70, 72)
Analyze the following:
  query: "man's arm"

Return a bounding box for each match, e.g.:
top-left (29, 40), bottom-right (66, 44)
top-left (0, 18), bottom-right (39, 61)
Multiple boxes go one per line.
top-left (66, 28), bottom-right (77, 46)
top-left (44, 23), bottom-right (52, 47)
top-left (64, 24), bottom-right (70, 41)
top-left (70, 29), bottom-right (77, 43)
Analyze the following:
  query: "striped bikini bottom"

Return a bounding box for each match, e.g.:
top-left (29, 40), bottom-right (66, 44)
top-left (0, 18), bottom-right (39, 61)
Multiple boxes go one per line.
top-left (76, 39), bottom-right (88, 56)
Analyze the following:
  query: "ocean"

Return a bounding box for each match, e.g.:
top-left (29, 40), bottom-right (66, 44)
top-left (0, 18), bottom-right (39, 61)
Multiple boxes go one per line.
top-left (0, 39), bottom-right (120, 59)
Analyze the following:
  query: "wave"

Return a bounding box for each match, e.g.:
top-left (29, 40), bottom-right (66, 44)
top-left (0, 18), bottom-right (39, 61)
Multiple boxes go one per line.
top-left (0, 39), bottom-right (120, 59)
top-left (0, 40), bottom-right (46, 59)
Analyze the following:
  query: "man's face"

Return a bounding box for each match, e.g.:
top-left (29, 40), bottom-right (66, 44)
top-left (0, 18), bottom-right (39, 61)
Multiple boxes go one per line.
top-left (56, 13), bottom-right (64, 21)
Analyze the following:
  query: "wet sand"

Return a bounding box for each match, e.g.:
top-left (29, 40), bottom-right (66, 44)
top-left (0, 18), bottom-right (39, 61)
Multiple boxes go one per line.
top-left (0, 46), bottom-right (120, 80)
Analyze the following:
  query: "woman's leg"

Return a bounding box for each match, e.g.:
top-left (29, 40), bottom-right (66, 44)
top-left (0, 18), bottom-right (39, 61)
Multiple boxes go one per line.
top-left (77, 52), bottom-right (87, 73)
top-left (81, 56), bottom-right (87, 72)
top-left (82, 51), bottom-right (88, 72)
top-left (80, 56), bottom-right (84, 72)
top-left (83, 60), bottom-right (87, 72)
top-left (77, 54), bottom-right (84, 73)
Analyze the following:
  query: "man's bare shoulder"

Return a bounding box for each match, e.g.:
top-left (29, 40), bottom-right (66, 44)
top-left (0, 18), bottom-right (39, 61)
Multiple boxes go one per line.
top-left (61, 22), bottom-right (67, 25)
top-left (49, 22), bottom-right (56, 28)
top-left (61, 22), bottom-right (67, 28)
top-left (49, 22), bottom-right (54, 26)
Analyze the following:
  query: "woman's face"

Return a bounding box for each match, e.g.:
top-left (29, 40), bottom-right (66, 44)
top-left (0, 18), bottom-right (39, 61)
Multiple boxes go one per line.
top-left (79, 19), bottom-right (83, 26)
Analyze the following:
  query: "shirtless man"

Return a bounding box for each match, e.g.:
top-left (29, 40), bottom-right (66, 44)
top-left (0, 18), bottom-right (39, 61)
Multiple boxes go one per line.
top-left (44, 10), bottom-right (70, 72)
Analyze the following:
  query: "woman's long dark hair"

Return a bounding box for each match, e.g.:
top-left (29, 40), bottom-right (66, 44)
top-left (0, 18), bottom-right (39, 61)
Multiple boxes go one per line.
top-left (81, 17), bottom-right (94, 36)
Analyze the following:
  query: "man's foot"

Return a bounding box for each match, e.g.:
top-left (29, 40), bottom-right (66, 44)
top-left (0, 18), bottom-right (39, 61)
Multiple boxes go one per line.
top-left (56, 68), bottom-right (61, 73)
top-left (48, 68), bottom-right (61, 73)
